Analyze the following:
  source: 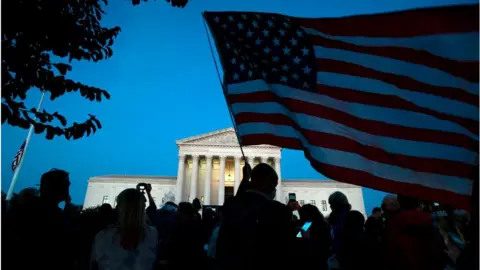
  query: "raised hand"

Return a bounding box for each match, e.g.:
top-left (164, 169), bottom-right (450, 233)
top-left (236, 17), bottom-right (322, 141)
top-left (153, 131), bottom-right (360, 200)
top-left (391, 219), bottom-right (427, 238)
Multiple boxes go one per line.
top-left (146, 183), bottom-right (152, 193)
top-left (242, 163), bottom-right (252, 181)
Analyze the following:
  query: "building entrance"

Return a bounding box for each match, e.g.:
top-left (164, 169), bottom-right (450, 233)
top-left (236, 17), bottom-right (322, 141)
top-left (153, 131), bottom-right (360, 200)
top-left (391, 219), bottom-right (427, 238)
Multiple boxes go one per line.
top-left (225, 186), bottom-right (234, 201)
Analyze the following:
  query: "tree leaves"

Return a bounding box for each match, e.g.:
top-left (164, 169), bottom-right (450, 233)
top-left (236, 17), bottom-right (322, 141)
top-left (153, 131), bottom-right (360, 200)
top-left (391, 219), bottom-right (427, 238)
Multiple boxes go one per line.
top-left (132, 0), bottom-right (189, 8)
top-left (3, 0), bottom-right (188, 141)
top-left (52, 112), bottom-right (67, 126)
top-left (166, 0), bottom-right (189, 8)
top-left (1, 0), bottom-right (120, 140)
top-left (1, 0), bottom-right (120, 139)
top-left (53, 63), bottom-right (73, 76)
top-left (1, 99), bottom-right (104, 140)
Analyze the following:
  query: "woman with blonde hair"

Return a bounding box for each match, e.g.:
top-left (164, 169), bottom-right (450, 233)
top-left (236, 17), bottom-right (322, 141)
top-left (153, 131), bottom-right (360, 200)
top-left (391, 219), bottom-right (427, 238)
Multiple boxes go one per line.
top-left (91, 188), bottom-right (158, 270)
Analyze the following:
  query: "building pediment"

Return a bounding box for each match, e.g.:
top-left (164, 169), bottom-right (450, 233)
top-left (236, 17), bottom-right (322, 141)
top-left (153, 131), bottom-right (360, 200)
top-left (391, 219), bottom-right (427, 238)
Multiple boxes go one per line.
top-left (176, 127), bottom-right (280, 149)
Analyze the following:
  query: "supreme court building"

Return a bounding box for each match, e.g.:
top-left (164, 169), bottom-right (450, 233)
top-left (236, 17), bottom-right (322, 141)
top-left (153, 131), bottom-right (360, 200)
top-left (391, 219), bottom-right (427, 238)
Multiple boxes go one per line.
top-left (84, 128), bottom-right (366, 216)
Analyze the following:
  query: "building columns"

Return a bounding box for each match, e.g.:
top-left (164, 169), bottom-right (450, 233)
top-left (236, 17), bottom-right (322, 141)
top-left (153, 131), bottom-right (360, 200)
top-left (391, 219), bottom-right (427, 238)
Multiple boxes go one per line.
top-left (218, 155), bottom-right (226, 205)
top-left (274, 157), bottom-right (282, 203)
top-left (178, 154), bottom-right (280, 204)
top-left (175, 155), bottom-right (186, 203)
top-left (189, 155), bottom-right (199, 202)
top-left (204, 155), bottom-right (213, 205)
top-left (247, 156), bottom-right (254, 167)
top-left (234, 156), bottom-right (241, 194)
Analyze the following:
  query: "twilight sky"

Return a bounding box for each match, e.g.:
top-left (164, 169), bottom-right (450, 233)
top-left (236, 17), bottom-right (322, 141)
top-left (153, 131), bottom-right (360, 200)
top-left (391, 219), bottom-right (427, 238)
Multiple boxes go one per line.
top-left (2, 0), bottom-right (475, 214)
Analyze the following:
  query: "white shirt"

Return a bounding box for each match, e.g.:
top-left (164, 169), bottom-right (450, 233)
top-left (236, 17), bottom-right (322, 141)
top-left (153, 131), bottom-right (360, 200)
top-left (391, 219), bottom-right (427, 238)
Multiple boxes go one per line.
top-left (92, 226), bottom-right (158, 270)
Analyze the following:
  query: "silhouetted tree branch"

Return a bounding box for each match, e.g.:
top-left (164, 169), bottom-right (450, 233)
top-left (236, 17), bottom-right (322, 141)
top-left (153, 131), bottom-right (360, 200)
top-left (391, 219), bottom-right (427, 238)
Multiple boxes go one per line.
top-left (133, 0), bottom-right (189, 8)
top-left (2, 0), bottom-right (188, 140)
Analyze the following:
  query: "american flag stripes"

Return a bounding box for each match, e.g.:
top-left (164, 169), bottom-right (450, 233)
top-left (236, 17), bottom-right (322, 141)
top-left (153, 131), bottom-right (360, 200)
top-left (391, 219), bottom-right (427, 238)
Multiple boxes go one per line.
top-left (12, 140), bottom-right (26, 172)
top-left (204, 4), bottom-right (479, 210)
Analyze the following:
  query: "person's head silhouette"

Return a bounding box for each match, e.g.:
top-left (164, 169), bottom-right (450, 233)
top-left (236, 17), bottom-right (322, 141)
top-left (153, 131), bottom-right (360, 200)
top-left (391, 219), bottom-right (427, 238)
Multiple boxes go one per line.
top-left (328, 191), bottom-right (350, 212)
top-left (39, 169), bottom-right (70, 204)
top-left (250, 163), bottom-right (278, 200)
top-left (343, 210), bottom-right (365, 234)
top-left (116, 188), bottom-right (147, 250)
top-left (397, 195), bottom-right (421, 211)
top-left (178, 202), bottom-right (195, 216)
top-left (192, 198), bottom-right (202, 211)
top-left (299, 203), bottom-right (325, 223)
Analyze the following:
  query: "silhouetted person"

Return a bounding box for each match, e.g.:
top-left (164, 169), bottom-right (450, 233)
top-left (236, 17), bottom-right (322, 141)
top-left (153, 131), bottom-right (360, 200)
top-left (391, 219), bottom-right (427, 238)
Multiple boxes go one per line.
top-left (216, 163), bottom-right (296, 270)
top-left (168, 202), bottom-right (204, 269)
top-left (91, 188), bottom-right (158, 270)
top-left (365, 207), bottom-right (384, 240)
top-left (3, 187), bottom-right (42, 270)
top-left (381, 194), bottom-right (400, 220)
top-left (201, 207), bottom-right (217, 244)
top-left (288, 199), bottom-right (301, 221)
top-left (384, 195), bottom-right (445, 270)
top-left (337, 211), bottom-right (370, 270)
top-left (453, 217), bottom-right (477, 270)
top-left (152, 201), bottom-right (178, 267)
top-left (99, 203), bottom-right (115, 227)
top-left (207, 206), bottom-right (224, 260)
top-left (71, 204), bottom-right (115, 270)
top-left (4, 169), bottom-right (72, 270)
top-left (328, 191), bottom-right (351, 254)
top-left (193, 198), bottom-right (202, 221)
top-left (298, 204), bottom-right (331, 270)
top-left (140, 183), bottom-right (158, 225)
top-left (7, 187), bottom-right (40, 217)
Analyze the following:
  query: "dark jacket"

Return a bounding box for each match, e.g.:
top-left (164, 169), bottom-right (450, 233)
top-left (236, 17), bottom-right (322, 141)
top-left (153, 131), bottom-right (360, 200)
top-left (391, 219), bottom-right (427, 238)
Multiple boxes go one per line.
top-left (365, 216), bottom-right (384, 238)
top-left (216, 190), bottom-right (296, 270)
top-left (384, 209), bottom-right (445, 270)
top-left (4, 198), bottom-right (70, 270)
top-left (299, 221), bottom-right (331, 270)
top-left (337, 231), bottom-right (371, 270)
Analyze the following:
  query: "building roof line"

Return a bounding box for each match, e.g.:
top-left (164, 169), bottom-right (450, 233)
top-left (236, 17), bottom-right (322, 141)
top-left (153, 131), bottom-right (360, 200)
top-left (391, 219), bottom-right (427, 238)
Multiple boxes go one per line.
top-left (175, 127), bottom-right (233, 145)
top-left (89, 175), bottom-right (361, 188)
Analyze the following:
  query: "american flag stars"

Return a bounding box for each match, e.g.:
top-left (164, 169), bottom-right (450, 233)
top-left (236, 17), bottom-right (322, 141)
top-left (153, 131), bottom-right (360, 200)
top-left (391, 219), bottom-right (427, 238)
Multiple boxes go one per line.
top-left (205, 12), bottom-right (316, 90)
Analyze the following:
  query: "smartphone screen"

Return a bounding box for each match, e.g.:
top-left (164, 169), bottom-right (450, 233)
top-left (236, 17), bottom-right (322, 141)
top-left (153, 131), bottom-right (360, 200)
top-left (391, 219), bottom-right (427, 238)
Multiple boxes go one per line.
top-left (137, 184), bottom-right (145, 193)
top-left (296, 221), bottom-right (312, 238)
top-left (448, 233), bottom-right (465, 249)
top-left (288, 193), bottom-right (296, 201)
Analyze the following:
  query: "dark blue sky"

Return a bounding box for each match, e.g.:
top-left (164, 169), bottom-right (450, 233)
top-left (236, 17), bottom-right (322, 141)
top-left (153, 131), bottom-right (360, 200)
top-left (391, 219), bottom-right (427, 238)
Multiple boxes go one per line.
top-left (2, 0), bottom-right (474, 214)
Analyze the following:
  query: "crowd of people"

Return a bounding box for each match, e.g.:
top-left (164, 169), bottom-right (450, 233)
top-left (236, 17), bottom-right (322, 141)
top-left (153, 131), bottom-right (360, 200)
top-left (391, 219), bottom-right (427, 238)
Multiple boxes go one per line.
top-left (1, 164), bottom-right (477, 270)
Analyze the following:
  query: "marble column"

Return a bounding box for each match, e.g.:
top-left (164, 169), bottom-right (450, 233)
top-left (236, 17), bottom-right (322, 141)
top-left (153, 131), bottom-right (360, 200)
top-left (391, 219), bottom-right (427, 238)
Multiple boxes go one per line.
top-left (204, 155), bottom-right (213, 205)
top-left (175, 155), bottom-right (186, 203)
top-left (189, 155), bottom-right (199, 202)
top-left (247, 156), bottom-right (255, 167)
top-left (274, 157), bottom-right (283, 203)
top-left (218, 155), bottom-right (226, 205)
top-left (234, 156), bottom-right (241, 194)
top-left (260, 156), bottom-right (267, 164)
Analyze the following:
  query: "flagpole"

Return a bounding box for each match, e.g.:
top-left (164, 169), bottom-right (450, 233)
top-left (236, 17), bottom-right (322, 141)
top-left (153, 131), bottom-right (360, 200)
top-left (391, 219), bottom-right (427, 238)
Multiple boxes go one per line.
top-left (6, 92), bottom-right (46, 200)
top-left (202, 14), bottom-right (247, 162)
top-left (202, 14), bottom-right (252, 198)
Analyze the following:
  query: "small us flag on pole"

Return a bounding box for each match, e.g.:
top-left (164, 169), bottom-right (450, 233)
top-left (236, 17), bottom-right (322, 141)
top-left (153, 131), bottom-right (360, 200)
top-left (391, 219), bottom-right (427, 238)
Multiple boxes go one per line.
top-left (204, 4), bottom-right (478, 210)
top-left (12, 140), bottom-right (26, 172)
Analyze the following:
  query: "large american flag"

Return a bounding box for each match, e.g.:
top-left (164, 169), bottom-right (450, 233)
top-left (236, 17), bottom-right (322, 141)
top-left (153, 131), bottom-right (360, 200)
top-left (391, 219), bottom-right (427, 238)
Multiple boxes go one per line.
top-left (204, 4), bottom-right (479, 210)
top-left (12, 140), bottom-right (26, 172)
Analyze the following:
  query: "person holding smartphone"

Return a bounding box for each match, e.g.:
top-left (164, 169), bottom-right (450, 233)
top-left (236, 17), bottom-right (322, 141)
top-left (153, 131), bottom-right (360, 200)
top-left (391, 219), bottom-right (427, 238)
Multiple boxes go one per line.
top-left (287, 198), bottom-right (301, 221)
top-left (136, 183), bottom-right (158, 227)
top-left (297, 204), bottom-right (331, 270)
top-left (136, 183), bottom-right (156, 208)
